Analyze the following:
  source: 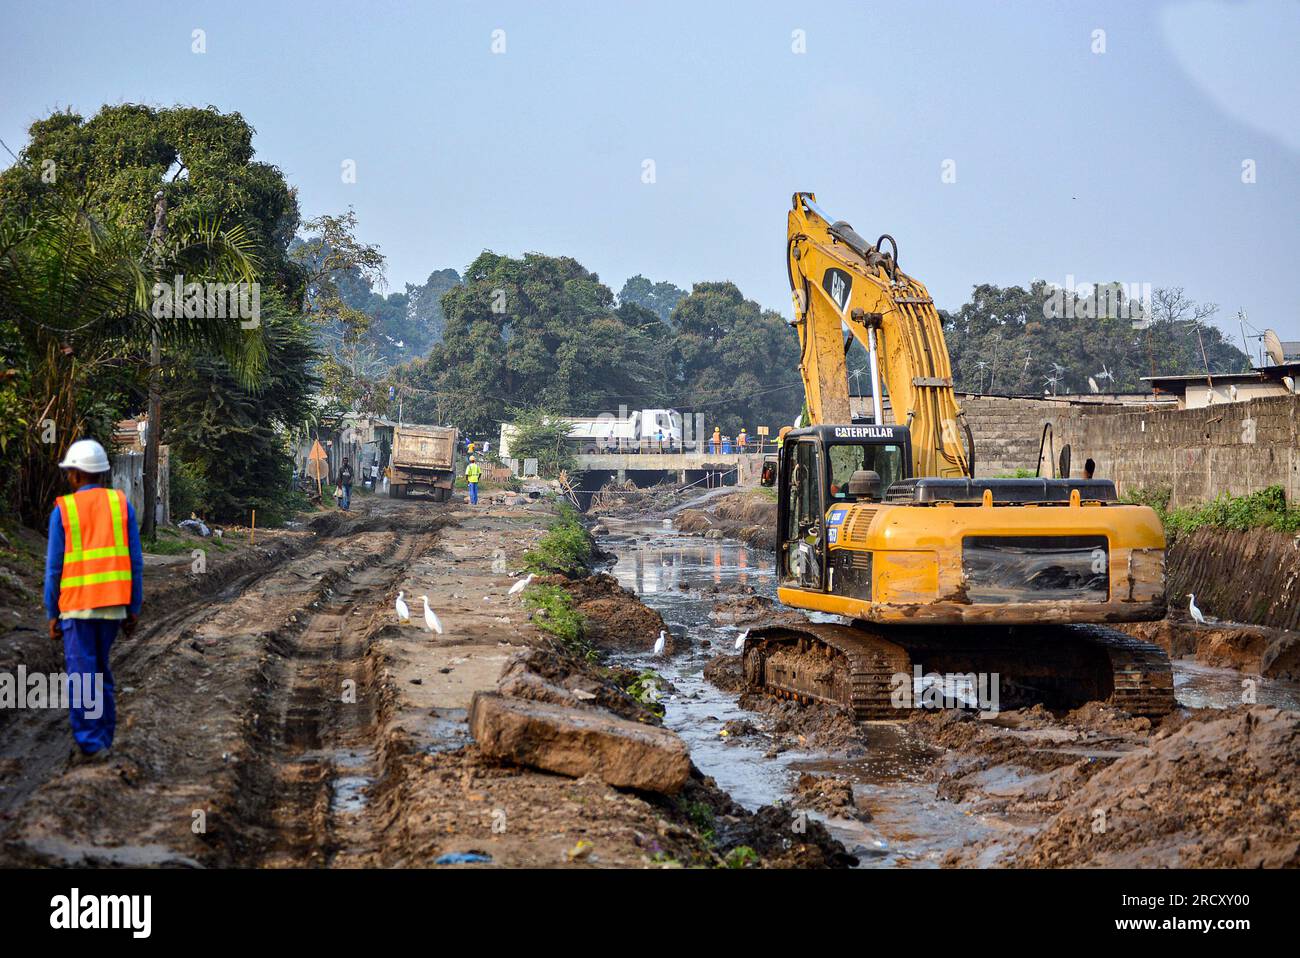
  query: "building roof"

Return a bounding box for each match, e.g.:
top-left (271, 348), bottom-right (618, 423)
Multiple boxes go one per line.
top-left (1142, 363), bottom-right (1300, 394)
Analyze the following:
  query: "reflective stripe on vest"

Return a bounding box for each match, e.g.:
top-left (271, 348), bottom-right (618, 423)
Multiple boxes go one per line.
top-left (58, 487), bottom-right (132, 612)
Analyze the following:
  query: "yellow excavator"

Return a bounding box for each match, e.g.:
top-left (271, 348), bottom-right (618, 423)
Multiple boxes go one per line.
top-left (742, 193), bottom-right (1175, 718)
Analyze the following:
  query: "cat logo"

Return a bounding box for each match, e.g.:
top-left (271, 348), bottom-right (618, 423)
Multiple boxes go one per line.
top-left (822, 268), bottom-right (852, 313)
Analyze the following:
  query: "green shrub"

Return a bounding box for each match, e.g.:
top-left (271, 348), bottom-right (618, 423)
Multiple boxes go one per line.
top-left (169, 457), bottom-right (211, 520)
top-left (723, 845), bottom-right (760, 869)
top-left (1126, 484), bottom-right (1300, 537)
top-left (625, 670), bottom-right (666, 717)
top-left (523, 584), bottom-right (593, 659)
top-left (522, 506), bottom-right (592, 576)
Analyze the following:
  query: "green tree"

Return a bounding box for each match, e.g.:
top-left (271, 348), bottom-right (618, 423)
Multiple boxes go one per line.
top-left (507, 407), bottom-right (576, 478)
top-left (0, 187), bottom-right (261, 526)
top-left (0, 104), bottom-right (313, 528)
top-left (403, 252), bottom-right (666, 435)
top-left (162, 290), bottom-right (319, 522)
top-left (669, 281), bottom-right (802, 435)
top-left (617, 274), bottom-right (685, 325)
top-left (944, 282), bottom-right (1249, 396)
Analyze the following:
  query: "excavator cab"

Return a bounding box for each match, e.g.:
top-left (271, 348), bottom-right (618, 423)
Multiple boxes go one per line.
top-left (776, 424), bottom-right (911, 591)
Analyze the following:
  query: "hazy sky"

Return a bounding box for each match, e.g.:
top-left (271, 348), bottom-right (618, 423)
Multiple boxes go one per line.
top-left (3, 0), bottom-right (1298, 345)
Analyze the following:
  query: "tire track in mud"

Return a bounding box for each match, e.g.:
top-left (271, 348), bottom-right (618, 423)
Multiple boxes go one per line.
top-left (218, 519), bottom-right (447, 867)
top-left (0, 504), bottom-right (452, 866)
top-left (0, 531), bottom-right (315, 828)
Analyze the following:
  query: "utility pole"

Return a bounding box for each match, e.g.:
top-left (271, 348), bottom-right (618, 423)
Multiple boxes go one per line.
top-left (141, 190), bottom-right (166, 540)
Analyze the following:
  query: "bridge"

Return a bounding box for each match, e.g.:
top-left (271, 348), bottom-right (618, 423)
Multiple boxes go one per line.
top-left (572, 450), bottom-right (767, 487)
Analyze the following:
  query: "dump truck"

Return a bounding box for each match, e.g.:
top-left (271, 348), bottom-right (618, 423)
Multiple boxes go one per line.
top-left (389, 424), bottom-right (458, 501)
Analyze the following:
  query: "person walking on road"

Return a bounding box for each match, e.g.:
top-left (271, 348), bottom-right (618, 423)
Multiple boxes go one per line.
top-left (44, 439), bottom-right (143, 761)
top-left (338, 457), bottom-right (354, 510)
top-left (466, 455), bottom-right (482, 505)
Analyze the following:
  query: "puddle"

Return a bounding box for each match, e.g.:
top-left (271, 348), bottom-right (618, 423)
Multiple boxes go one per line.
top-left (1172, 659), bottom-right (1300, 710)
top-left (422, 707), bottom-right (471, 754)
top-left (21, 836), bottom-right (202, 868)
top-left (331, 775), bottom-right (373, 815)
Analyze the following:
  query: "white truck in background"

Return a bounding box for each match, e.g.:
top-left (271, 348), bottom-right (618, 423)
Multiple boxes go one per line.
top-left (499, 408), bottom-right (684, 457)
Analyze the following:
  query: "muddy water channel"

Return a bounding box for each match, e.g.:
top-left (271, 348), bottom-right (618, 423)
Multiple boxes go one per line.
top-left (600, 518), bottom-right (1300, 867)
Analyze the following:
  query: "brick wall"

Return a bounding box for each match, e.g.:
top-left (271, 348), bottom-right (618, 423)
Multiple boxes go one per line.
top-left (959, 394), bottom-right (1300, 506)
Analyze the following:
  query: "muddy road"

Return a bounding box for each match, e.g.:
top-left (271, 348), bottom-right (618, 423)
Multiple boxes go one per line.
top-left (0, 494), bottom-right (849, 869)
top-left (0, 497), bottom-right (635, 866)
top-left (1, 499), bottom-right (459, 865)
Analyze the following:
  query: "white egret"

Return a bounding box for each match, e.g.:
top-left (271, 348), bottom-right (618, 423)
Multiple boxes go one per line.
top-left (421, 595), bottom-right (444, 634)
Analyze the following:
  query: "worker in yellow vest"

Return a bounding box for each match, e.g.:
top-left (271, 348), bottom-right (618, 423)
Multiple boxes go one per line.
top-left (466, 456), bottom-right (482, 505)
top-left (44, 439), bottom-right (143, 760)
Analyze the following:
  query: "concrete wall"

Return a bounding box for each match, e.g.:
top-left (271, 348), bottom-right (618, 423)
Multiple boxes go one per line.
top-left (960, 394), bottom-right (1300, 506)
top-left (111, 447), bottom-right (170, 526)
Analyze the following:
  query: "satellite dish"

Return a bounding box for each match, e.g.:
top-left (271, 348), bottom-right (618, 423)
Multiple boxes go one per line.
top-left (1264, 329), bottom-right (1286, 366)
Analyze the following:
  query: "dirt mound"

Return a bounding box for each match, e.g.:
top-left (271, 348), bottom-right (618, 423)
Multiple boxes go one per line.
top-left (710, 801), bottom-right (859, 868)
top-left (1004, 706), bottom-right (1300, 868)
top-left (711, 594), bottom-right (806, 628)
top-left (1119, 618), bottom-right (1300, 678)
top-left (497, 647), bottom-right (660, 724)
top-left (556, 573), bottom-right (677, 655)
top-left (714, 492), bottom-right (777, 526)
top-left (792, 773), bottom-right (869, 821)
top-left (737, 692), bottom-right (867, 753)
top-left (672, 510), bottom-right (714, 534)
top-left (671, 493), bottom-right (777, 550)
top-left (703, 653), bottom-right (745, 693)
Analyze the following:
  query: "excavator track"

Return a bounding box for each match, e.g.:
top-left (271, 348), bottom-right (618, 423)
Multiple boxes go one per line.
top-left (742, 621), bottom-right (1175, 720)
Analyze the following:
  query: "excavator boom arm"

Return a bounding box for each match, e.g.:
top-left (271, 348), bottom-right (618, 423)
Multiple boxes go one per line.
top-left (787, 192), bottom-right (971, 478)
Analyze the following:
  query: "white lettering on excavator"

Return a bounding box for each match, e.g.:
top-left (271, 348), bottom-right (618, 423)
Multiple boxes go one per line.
top-left (833, 426), bottom-right (895, 439)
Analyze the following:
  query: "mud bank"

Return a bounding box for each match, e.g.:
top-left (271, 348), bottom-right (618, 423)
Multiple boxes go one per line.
top-left (1120, 618), bottom-right (1300, 680)
top-left (1166, 526), bottom-right (1300, 631)
top-left (673, 490), bottom-right (777, 550)
top-left (934, 706), bottom-right (1300, 868)
top-left (704, 648), bottom-right (1300, 868)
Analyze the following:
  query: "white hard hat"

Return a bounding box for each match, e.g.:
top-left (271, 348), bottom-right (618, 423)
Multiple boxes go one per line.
top-left (58, 438), bottom-right (111, 474)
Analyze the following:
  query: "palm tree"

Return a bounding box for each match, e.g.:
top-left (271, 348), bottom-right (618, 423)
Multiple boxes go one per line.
top-left (0, 188), bottom-right (261, 526)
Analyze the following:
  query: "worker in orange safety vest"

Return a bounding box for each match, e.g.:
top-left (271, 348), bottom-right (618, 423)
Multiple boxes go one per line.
top-left (43, 439), bottom-right (143, 761)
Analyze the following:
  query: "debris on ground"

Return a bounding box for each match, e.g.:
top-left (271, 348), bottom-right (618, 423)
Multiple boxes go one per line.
top-left (469, 691), bottom-right (693, 794)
